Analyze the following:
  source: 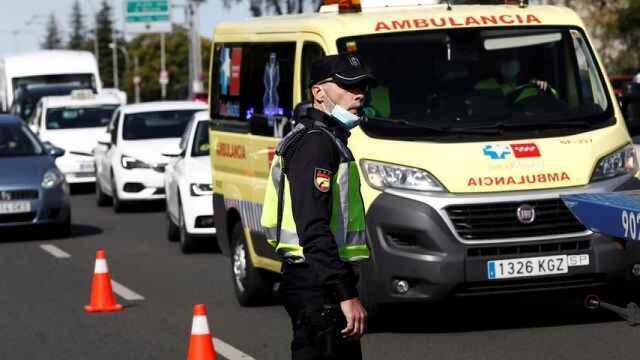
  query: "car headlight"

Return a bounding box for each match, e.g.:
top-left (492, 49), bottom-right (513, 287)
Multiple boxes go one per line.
top-left (591, 144), bottom-right (638, 182)
top-left (121, 155), bottom-right (150, 169)
top-left (42, 169), bottom-right (65, 189)
top-left (359, 160), bottom-right (445, 192)
top-left (190, 183), bottom-right (213, 196)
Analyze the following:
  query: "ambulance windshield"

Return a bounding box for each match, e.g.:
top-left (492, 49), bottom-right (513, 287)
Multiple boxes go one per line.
top-left (339, 28), bottom-right (612, 140)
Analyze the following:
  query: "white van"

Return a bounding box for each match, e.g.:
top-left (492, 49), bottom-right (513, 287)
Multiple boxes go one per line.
top-left (0, 50), bottom-right (102, 112)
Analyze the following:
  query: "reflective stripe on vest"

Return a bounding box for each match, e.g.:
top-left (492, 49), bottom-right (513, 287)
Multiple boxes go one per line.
top-left (260, 126), bottom-right (369, 264)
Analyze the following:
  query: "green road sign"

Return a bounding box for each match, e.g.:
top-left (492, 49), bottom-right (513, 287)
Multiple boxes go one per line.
top-left (126, 15), bottom-right (170, 23)
top-left (124, 0), bottom-right (172, 33)
top-left (127, 1), bottom-right (168, 14)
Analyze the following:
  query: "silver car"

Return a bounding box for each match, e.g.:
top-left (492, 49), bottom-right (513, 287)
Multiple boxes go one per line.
top-left (0, 115), bottom-right (70, 237)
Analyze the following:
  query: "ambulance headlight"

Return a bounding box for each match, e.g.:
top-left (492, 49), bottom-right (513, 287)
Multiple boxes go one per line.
top-left (360, 160), bottom-right (445, 192)
top-left (591, 145), bottom-right (638, 182)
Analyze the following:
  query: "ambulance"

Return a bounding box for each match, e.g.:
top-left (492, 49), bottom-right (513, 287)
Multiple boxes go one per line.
top-left (208, 0), bottom-right (640, 315)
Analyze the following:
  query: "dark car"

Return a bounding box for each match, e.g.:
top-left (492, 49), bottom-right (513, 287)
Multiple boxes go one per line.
top-left (0, 115), bottom-right (71, 237)
top-left (10, 84), bottom-right (93, 122)
top-left (610, 75), bottom-right (634, 100)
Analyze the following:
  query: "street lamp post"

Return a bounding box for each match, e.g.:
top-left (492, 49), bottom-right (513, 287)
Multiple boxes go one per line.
top-left (109, 42), bottom-right (129, 91)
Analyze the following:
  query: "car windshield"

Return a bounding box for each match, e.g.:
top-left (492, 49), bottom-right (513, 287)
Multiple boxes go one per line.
top-left (123, 110), bottom-right (200, 140)
top-left (0, 124), bottom-right (44, 157)
top-left (191, 120), bottom-right (210, 157)
top-left (339, 27), bottom-right (612, 141)
top-left (46, 105), bottom-right (118, 129)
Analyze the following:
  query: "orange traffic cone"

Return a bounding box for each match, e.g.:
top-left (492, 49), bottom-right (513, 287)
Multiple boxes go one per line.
top-left (84, 249), bottom-right (123, 313)
top-left (187, 304), bottom-right (217, 360)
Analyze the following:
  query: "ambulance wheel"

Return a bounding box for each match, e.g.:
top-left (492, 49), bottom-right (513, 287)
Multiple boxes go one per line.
top-left (230, 222), bottom-right (272, 306)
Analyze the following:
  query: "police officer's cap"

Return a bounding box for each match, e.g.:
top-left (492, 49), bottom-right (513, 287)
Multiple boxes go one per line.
top-left (310, 54), bottom-right (377, 89)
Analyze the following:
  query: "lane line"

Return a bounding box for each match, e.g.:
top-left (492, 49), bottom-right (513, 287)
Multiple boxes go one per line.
top-left (214, 337), bottom-right (256, 360)
top-left (39, 244), bottom-right (71, 258)
top-left (110, 280), bottom-right (145, 301)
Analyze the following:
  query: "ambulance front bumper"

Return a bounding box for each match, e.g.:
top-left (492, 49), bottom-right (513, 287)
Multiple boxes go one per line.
top-left (364, 174), bottom-right (640, 304)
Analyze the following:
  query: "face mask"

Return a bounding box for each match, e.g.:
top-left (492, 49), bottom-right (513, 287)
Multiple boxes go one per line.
top-left (321, 87), bottom-right (362, 130)
top-left (500, 60), bottom-right (520, 82)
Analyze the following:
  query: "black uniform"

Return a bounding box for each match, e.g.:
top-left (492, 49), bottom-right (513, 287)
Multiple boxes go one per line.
top-left (279, 107), bottom-right (362, 360)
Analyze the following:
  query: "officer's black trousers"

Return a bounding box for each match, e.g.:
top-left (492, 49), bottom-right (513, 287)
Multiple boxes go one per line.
top-left (280, 263), bottom-right (363, 360)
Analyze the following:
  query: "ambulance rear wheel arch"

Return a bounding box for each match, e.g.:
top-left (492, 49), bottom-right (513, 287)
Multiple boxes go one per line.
top-left (212, 193), bottom-right (233, 256)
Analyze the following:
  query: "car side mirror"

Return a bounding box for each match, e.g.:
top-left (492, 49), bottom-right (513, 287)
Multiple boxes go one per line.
top-left (97, 132), bottom-right (112, 147)
top-left (161, 145), bottom-right (184, 158)
top-left (48, 146), bottom-right (65, 158)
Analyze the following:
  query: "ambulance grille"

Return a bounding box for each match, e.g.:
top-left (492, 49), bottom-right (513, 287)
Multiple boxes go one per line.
top-left (445, 199), bottom-right (587, 241)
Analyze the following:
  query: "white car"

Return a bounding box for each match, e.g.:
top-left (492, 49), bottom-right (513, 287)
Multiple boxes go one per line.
top-left (164, 111), bottom-right (215, 252)
top-left (27, 90), bottom-right (123, 184)
top-left (93, 101), bottom-right (207, 212)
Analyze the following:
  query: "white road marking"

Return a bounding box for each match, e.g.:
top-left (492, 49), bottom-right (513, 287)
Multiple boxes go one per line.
top-left (39, 244), bottom-right (71, 258)
top-left (214, 337), bottom-right (256, 360)
top-left (110, 280), bottom-right (145, 301)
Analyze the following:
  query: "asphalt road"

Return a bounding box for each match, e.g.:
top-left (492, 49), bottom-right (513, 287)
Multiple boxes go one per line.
top-left (2, 187), bottom-right (640, 360)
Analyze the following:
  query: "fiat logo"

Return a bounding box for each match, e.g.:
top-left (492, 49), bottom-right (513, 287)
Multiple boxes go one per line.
top-left (517, 204), bottom-right (536, 224)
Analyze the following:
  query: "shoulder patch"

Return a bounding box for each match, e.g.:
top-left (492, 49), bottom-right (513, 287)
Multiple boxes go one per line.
top-left (314, 168), bottom-right (332, 193)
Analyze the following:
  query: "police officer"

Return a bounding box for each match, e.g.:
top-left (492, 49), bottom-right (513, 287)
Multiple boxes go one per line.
top-left (261, 53), bottom-right (376, 359)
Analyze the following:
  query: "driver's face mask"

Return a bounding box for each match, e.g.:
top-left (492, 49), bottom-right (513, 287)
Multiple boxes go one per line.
top-left (320, 85), bottom-right (362, 130)
top-left (500, 59), bottom-right (520, 83)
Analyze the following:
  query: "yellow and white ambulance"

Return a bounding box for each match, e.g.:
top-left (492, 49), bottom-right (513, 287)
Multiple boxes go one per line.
top-left (208, 0), bottom-right (640, 312)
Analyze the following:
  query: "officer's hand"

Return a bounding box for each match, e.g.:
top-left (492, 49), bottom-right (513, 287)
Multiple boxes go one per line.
top-left (340, 297), bottom-right (367, 338)
top-left (531, 79), bottom-right (549, 91)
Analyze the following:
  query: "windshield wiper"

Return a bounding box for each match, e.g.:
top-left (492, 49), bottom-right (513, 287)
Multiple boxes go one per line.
top-left (366, 117), bottom-right (503, 135)
top-left (453, 120), bottom-right (594, 132)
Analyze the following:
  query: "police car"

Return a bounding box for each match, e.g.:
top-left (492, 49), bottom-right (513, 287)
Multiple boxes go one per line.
top-left (27, 90), bottom-right (123, 184)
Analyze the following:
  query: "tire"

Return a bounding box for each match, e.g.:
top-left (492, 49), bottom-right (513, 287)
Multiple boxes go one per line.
top-left (230, 222), bottom-right (273, 306)
top-left (111, 177), bottom-right (125, 213)
top-left (166, 209), bottom-right (179, 242)
top-left (49, 211), bottom-right (72, 238)
top-left (179, 203), bottom-right (196, 253)
top-left (95, 178), bottom-right (112, 207)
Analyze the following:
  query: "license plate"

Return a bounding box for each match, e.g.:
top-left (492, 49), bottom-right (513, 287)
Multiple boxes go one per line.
top-left (79, 161), bottom-right (95, 172)
top-left (0, 201), bottom-right (31, 214)
top-left (488, 255), bottom-right (570, 280)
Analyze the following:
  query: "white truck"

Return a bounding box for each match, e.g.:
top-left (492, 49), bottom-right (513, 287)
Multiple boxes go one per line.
top-left (0, 50), bottom-right (102, 112)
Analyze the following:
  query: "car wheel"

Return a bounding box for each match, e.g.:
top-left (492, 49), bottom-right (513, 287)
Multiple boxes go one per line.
top-left (179, 203), bottom-right (196, 253)
top-left (230, 221), bottom-right (272, 306)
top-left (111, 177), bottom-right (125, 213)
top-left (50, 210), bottom-right (72, 238)
top-left (95, 178), bottom-right (112, 207)
top-left (166, 206), bottom-right (179, 242)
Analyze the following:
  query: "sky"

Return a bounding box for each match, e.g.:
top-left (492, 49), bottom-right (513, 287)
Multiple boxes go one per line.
top-left (0, 0), bottom-right (251, 57)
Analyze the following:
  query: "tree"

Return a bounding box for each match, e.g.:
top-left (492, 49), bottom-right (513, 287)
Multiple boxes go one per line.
top-left (42, 13), bottom-right (63, 49)
top-left (223, 0), bottom-right (322, 17)
top-left (617, 0), bottom-right (640, 72)
top-left (95, 0), bottom-right (126, 88)
top-left (127, 28), bottom-right (212, 101)
top-left (68, 0), bottom-right (87, 50)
